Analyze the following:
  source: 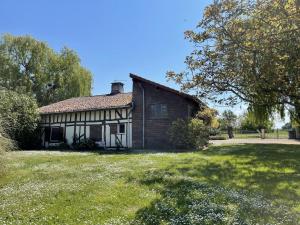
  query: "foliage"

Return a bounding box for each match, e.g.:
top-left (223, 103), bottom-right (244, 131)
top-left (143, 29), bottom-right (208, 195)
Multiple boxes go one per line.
top-left (168, 118), bottom-right (209, 149)
top-left (208, 127), bottom-right (221, 136)
top-left (209, 135), bottom-right (227, 140)
top-left (167, 0), bottom-right (300, 123)
top-left (72, 138), bottom-right (96, 150)
top-left (0, 90), bottom-right (40, 149)
top-left (0, 119), bottom-right (15, 176)
top-left (197, 107), bottom-right (219, 128)
top-left (282, 122), bottom-right (292, 130)
top-left (219, 110), bottom-right (237, 129)
top-left (0, 34), bottom-right (92, 106)
top-left (240, 111), bottom-right (274, 131)
top-left (0, 144), bottom-right (299, 224)
top-left (47, 142), bottom-right (70, 150)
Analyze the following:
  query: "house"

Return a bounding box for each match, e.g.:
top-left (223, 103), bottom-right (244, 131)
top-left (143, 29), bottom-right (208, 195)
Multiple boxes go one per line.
top-left (39, 74), bottom-right (204, 149)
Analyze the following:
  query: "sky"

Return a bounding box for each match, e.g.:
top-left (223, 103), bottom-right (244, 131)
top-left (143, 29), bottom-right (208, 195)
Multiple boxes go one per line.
top-left (0, 0), bottom-right (287, 127)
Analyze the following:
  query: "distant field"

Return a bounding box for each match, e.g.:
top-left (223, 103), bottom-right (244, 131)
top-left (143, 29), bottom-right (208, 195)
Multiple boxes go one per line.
top-left (221, 129), bottom-right (289, 139)
top-left (0, 145), bottom-right (299, 224)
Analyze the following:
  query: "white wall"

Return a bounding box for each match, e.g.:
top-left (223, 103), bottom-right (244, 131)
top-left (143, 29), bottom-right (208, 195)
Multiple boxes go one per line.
top-left (41, 108), bottom-right (132, 148)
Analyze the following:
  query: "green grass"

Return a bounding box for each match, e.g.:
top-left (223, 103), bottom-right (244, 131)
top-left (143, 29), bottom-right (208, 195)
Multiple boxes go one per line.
top-left (0, 144), bottom-right (299, 224)
top-left (221, 130), bottom-right (289, 139)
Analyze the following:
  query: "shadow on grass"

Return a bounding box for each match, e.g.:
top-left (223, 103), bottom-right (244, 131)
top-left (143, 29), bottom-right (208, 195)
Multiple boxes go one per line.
top-left (23, 148), bottom-right (198, 155)
top-left (130, 144), bottom-right (300, 225)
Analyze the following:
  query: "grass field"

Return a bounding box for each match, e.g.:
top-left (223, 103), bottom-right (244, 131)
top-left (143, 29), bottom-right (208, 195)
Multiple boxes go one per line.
top-left (221, 130), bottom-right (289, 139)
top-left (0, 144), bottom-right (299, 225)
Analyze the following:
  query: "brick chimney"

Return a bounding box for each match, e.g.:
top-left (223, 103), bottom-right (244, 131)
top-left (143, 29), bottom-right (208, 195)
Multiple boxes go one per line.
top-left (111, 82), bottom-right (124, 94)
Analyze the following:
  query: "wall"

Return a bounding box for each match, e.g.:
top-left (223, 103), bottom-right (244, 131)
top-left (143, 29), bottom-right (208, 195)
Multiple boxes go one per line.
top-left (40, 107), bottom-right (132, 148)
top-left (132, 79), bottom-right (199, 149)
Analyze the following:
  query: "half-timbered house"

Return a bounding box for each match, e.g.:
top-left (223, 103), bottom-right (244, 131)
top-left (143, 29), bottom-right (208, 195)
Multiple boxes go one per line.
top-left (39, 74), bottom-right (203, 149)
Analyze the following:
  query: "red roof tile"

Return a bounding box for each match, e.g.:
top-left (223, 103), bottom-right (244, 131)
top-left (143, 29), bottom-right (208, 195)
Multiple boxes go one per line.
top-left (39, 92), bottom-right (132, 114)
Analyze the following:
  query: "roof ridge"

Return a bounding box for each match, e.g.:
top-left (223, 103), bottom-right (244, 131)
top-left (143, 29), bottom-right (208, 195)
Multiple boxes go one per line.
top-left (57, 92), bottom-right (132, 100)
top-left (129, 73), bottom-right (204, 106)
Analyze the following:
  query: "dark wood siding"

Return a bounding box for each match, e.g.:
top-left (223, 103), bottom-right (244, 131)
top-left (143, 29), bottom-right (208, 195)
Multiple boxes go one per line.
top-left (132, 79), bottom-right (200, 149)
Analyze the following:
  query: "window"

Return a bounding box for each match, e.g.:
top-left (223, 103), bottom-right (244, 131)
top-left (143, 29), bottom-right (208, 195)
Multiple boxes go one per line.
top-left (110, 124), bottom-right (118, 134)
top-left (150, 104), bottom-right (168, 119)
top-left (45, 127), bottom-right (51, 142)
top-left (90, 125), bottom-right (102, 141)
top-left (118, 123), bottom-right (126, 134)
top-left (50, 127), bottom-right (64, 142)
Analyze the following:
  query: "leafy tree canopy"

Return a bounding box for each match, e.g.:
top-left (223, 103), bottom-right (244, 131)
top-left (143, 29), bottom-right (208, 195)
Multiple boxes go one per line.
top-left (0, 34), bottom-right (92, 106)
top-left (240, 111), bottom-right (274, 131)
top-left (282, 122), bottom-right (292, 130)
top-left (167, 0), bottom-right (300, 123)
top-left (0, 90), bottom-right (40, 149)
top-left (197, 107), bottom-right (220, 128)
top-left (219, 110), bottom-right (237, 129)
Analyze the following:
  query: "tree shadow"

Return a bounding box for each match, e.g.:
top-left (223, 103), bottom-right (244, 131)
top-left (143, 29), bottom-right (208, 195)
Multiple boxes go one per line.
top-left (130, 144), bottom-right (300, 225)
top-left (24, 148), bottom-right (198, 155)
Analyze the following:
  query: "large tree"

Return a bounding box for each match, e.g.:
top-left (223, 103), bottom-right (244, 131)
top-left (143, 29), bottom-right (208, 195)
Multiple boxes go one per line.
top-left (0, 34), bottom-right (92, 106)
top-left (167, 0), bottom-right (300, 122)
top-left (0, 90), bottom-right (39, 149)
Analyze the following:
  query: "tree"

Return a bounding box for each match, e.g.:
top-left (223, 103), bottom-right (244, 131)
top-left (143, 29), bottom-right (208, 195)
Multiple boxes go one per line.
top-left (0, 117), bottom-right (15, 176)
top-left (197, 107), bottom-right (220, 128)
top-left (168, 118), bottom-right (209, 149)
top-left (220, 110), bottom-right (237, 138)
top-left (281, 122), bottom-right (292, 130)
top-left (0, 34), bottom-right (92, 106)
top-left (167, 0), bottom-right (300, 123)
top-left (0, 90), bottom-right (40, 149)
top-left (240, 111), bottom-right (274, 131)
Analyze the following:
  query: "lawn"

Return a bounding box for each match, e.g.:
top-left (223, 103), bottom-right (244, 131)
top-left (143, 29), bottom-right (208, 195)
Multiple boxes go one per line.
top-left (0, 144), bottom-right (299, 225)
top-left (220, 130), bottom-right (289, 139)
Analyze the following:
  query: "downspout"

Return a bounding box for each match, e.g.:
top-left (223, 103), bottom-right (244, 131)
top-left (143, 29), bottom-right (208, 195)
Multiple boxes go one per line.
top-left (138, 83), bottom-right (145, 148)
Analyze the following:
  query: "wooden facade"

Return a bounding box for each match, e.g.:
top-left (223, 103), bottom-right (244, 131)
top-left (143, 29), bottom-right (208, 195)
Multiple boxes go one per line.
top-left (130, 74), bottom-right (201, 149)
top-left (40, 107), bottom-right (132, 149)
top-left (39, 74), bottom-right (203, 150)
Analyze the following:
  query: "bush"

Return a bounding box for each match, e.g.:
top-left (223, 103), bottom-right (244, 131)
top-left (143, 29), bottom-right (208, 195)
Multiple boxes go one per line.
top-left (0, 120), bottom-right (15, 176)
top-left (208, 127), bottom-right (221, 136)
top-left (0, 90), bottom-right (40, 149)
top-left (72, 138), bottom-right (96, 151)
top-left (47, 142), bottom-right (70, 150)
top-left (168, 118), bottom-right (209, 150)
top-left (209, 136), bottom-right (227, 140)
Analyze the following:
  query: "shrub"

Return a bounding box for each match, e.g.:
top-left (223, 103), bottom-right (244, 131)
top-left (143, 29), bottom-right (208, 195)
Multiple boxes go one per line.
top-left (168, 118), bottom-right (209, 150)
top-left (208, 127), bottom-right (221, 136)
top-left (0, 120), bottom-right (15, 176)
top-left (47, 142), bottom-right (70, 150)
top-left (209, 136), bottom-right (227, 140)
top-left (0, 90), bottom-right (40, 149)
top-left (72, 138), bottom-right (96, 150)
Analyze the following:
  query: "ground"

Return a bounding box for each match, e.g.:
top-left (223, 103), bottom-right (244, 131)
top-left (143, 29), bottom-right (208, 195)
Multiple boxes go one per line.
top-left (0, 144), bottom-right (299, 225)
top-left (210, 138), bottom-right (300, 146)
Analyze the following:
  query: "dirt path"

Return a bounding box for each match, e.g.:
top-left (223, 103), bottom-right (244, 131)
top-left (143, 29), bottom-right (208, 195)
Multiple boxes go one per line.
top-left (210, 138), bottom-right (300, 146)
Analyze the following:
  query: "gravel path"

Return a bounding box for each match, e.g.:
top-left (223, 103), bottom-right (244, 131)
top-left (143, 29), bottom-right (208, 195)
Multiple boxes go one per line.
top-left (210, 138), bottom-right (300, 146)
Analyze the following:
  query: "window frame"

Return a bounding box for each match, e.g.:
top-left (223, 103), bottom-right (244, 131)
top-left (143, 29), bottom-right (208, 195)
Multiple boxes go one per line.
top-left (149, 103), bottom-right (168, 119)
top-left (50, 126), bottom-right (64, 142)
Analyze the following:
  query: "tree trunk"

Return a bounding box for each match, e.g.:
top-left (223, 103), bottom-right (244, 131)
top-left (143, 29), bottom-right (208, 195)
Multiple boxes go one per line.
top-left (261, 129), bottom-right (266, 139)
top-left (227, 126), bottom-right (234, 139)
top-left (295, 126), bottom-right (300, 139)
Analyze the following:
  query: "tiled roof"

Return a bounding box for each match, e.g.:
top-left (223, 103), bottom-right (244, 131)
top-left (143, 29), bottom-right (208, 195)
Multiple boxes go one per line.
top-left (39, 92), bottom-right (132, 114)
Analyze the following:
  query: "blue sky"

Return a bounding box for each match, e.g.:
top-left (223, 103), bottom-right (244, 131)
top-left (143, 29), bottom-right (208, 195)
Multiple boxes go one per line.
top-left (0, 0), bottom-right (207, 93)
top-left (0, 0), bottom-right (287, 126)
